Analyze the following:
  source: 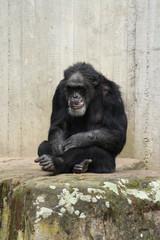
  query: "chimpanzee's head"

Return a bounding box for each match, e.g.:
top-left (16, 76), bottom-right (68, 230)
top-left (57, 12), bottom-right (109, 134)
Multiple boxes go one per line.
top-left (64, 62), bottom-right (100, 117)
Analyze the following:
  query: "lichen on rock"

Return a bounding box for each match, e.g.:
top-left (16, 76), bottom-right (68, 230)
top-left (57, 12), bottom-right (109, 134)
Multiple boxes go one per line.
top-left (1, 175), bottom-right (160, 239)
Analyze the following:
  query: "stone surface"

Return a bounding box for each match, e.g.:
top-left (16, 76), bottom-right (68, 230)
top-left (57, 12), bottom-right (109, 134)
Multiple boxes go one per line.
top-left (0, 157), bottom-right (146, 178)
top-left (0, 158), bottom-right (160, 239)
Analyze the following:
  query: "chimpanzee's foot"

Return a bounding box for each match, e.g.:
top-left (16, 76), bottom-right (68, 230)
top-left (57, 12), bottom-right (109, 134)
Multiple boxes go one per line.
top-left (72, 159), bottom-right (92, 174)
top-left (34, 154), bottom-right (56, 173)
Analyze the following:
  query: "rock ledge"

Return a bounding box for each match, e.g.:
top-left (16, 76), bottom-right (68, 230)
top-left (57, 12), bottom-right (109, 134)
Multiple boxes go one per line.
top-left (0, 157), bottom-right (160, 239)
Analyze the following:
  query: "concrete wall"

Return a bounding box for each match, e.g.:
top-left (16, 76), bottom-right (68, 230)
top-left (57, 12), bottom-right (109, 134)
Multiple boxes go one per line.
top-left (0, 0), bottom-right (159, 169)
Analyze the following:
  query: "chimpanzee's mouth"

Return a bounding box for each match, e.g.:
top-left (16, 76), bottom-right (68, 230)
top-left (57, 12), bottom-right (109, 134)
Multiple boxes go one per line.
top-left (68, 100), bottom-right (84, 110)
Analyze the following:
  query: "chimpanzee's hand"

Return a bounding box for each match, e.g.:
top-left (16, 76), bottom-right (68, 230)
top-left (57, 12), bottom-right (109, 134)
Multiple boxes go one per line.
top-left (63, 132), bottom-right (93, 152)
top-left (63, 135), bottom-right (82, 152)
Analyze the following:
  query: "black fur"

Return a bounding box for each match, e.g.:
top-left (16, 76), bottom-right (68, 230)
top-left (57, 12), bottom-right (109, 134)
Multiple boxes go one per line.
top-left (35, 62), bottom-right (127, 174)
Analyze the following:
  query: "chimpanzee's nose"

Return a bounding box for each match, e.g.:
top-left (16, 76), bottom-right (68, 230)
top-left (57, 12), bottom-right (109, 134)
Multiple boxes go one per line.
top-left (73, 92), bottom-right (78, 98)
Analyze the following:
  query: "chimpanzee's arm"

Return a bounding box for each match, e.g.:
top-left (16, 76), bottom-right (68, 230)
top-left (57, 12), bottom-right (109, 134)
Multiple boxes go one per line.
top-left (48, 81), bottom-right (68, 156)
top-left (64, 95), bottom-right (127, 155)
top-left (64, 128), bottom-right (125, 155)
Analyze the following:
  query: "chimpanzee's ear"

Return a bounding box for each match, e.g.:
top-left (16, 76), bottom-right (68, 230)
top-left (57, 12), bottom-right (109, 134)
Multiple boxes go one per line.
top-left (93, 74), bottom-right (100, 86)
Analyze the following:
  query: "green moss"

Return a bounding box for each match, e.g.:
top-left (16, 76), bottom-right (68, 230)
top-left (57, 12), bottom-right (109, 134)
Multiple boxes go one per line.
top-left (8, 187), bottom-right (25, 239)
top-left (35, 219), bottom-right (68, 240)
top-left (125, 179), bottom-right (141, 189)
top-left (6, 186), bottom-right (33, 240)
top-left (0, 181), bottom-right (12, 240)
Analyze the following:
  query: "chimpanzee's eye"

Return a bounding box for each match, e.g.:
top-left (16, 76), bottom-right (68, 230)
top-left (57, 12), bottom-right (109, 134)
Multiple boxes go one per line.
top-left (67, 86), bottom-right (73, 93)
top-left (77, 87), bottom-right (86, 95)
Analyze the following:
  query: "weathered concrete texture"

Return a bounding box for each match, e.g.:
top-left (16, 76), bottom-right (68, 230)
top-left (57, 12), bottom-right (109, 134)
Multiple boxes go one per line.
top-left (134, 0), bottom-right (160, 169)
top-left (0, 0), bottom-right (160, 169)
top-left (0, 158), bottom-right (160, 239)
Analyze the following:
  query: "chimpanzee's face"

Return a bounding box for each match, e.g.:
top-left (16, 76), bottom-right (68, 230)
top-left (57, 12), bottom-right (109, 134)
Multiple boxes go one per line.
top-left (65, 72), bottom-right (94, 117)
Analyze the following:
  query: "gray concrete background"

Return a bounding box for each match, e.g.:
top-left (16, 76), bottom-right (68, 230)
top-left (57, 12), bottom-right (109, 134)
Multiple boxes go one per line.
top-left (0, 0), bottom-right (160, 169)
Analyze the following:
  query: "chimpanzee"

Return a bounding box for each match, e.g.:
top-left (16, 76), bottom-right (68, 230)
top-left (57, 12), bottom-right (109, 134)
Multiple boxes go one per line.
top-left (35, 62), bottom-right (127, 174)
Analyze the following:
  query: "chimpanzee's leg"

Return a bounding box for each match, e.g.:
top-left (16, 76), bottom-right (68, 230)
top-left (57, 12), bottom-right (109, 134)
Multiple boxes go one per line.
top-left (35, 143), bottom-right (115, 174)
top-left (60, 146), bottom-right (115, 173)
top-left (37, 141), bottom-right (52, 156)
top-left (35, 141), bottom-right (63, 173)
